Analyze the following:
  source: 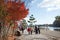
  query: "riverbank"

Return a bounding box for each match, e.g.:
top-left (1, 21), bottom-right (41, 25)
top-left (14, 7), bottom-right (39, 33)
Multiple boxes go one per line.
top-left (40, 29), bottom-right (60, 40)
top-left (15, 29), bottom-right (60, 40)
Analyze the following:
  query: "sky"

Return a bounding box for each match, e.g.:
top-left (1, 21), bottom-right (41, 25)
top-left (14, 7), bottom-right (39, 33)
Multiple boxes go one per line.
top-left (24, 0), bottom-right (60, 25)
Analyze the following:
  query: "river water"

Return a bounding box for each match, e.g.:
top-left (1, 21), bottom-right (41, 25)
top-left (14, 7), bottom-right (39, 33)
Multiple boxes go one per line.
top-left (40, 26), bottom-right (60, 31)
top-left (48, 27), bottom-right (60, 31)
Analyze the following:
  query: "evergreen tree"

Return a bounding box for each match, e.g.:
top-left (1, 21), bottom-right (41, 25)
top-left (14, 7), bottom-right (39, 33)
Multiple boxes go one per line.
top-left (28, 15), bottom-right (36, 27)
top-left (22, 19), bottom-right (28, 29)
top-left (53, 16), bottom-right (60, 27)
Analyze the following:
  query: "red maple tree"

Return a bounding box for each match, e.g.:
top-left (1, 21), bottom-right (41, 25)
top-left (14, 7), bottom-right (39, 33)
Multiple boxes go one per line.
top-left (0, 0), bottom-right (29, 40)
top-left (6, 0), bottom-right (29, 21)
top-left (5, 0), bottom-right (29, 29)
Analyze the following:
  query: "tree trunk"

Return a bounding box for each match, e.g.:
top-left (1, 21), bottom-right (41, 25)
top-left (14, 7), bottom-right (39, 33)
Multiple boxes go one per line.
top-left (0, 21), bottom-right (15, 40)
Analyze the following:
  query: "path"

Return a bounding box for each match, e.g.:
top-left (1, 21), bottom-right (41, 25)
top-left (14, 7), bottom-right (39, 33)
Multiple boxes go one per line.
top-left (15, 33), bottom-right (56, 40)
top-left (21, 34), bottom-right (49, 40)
top-left (15, 29), bottom-right (60, 40)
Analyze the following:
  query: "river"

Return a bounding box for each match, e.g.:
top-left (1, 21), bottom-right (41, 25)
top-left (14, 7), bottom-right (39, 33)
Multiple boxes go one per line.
top-left (48, 27), bottom-right (60, 31)
top-left (40, 26), bottom-right (60, 31)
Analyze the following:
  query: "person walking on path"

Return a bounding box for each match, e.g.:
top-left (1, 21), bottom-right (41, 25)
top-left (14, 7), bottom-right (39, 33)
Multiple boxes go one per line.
top-left (38, 27), bottom-right (40, 34)
top-left (21, 27), bottom-right (24, 34)
top-left (34, 26), bottom-right (38, 34)
top-left (30, 27), bottom-right (33, 34)
top-left (27, 27), bottom-right (31, 34)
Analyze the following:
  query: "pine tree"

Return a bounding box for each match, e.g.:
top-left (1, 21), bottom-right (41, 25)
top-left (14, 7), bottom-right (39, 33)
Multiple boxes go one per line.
top-left (28, 15), bottom-right (36, 27)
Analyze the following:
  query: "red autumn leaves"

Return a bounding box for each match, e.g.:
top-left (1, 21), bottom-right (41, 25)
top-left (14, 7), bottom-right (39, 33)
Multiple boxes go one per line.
top-left (6, 0), bottom-right (29, 21)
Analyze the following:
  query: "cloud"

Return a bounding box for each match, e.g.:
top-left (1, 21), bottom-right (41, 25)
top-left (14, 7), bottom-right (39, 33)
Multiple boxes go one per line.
top-left (38, 0), bottom-right (60, 11)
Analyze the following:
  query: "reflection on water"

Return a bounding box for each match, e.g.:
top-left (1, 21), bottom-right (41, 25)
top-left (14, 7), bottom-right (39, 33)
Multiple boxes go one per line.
top-left (48, 27), bottom-right (60, 31)
top-left (40, 26), bottom-right (60, 31)
top-left (48, 27), bottom-right (54, 31)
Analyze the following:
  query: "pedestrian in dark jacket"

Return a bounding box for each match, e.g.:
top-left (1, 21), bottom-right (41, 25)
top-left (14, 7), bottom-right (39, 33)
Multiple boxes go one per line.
top-left (21, 27), bottom-right (24, 33)
top-left (35, 26), bottom-right (38, 34)
top-left (38, 27), bottom-right (40, 34)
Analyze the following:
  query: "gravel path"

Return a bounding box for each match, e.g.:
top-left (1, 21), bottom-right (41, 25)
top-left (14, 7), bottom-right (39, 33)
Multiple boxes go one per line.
top-left (15, 34), bottom-right (54, 40)
top-left (14, 29), bottom-right (60, 40)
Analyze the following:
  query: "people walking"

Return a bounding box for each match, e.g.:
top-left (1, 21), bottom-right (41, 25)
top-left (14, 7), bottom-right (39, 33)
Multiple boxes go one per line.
top-left (34, 26), bottom-right (38, 34)
top-left (34, 26), bottom-right (40, 34)
top-left (31, 27), bottom-right (33, 34)
top-left (21, 27), bottom-right (24, 34)
top-left (27, 27), bottom-right (31, 34)
top-left (38, 27), bottom-right (40, 34)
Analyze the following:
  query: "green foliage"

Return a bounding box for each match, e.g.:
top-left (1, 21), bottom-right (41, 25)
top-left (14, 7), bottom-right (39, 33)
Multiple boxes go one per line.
top-left (28, 14), bottom-right (36, 27)
top-left (0, 5), bottom-right (8, 20)
top-left (29, 14), bottom-right (35, 20)
top-left (22, 19), bottom-right (28, 29)
top-left (55, 16), bottom-right (60, 20)
top-left (28, 14), bottom-right (36, 23)
top-left (53, 16), bottom-right (60, 27)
